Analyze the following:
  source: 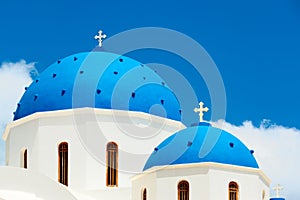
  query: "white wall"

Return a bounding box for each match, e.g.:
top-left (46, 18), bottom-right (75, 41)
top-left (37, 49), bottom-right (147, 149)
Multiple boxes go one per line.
top-left (209, 167), bottom-right (270, 200)
top-left (132, 163), bottom-right (270, 200)
top-left (5, 119), bottom-right (38, 167)
top-left (0, 166), bottom-right (78, 200)
top-left (3, 108), bottom-right (185, 191)
top-left (131, 171), bottom-right (156, 200)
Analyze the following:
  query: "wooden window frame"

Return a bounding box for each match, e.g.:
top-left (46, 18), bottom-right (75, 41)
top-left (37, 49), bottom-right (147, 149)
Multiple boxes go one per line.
top-left (58, 142), bottom-right (68, 186)
top-left (106, 142), bottom-right (118, 187)
top-left (229, 181), bottom-right (239, 200)
top-left (21, 148), bottom-right (28, 169)
top-left (178, 180), bottom-right (189, 200)
top-left (142, 188), bottom-right (147, 200)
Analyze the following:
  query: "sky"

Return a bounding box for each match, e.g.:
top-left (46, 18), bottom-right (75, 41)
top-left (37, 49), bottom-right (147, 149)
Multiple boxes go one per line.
top-left (0, 0), bottom-right (299, 199)
top-left (0, 0), bottom-right (299, 129)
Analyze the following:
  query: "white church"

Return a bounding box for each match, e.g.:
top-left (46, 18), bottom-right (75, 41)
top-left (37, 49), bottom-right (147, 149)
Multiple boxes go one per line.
top-left (0, 31), bottom-right (286, 200)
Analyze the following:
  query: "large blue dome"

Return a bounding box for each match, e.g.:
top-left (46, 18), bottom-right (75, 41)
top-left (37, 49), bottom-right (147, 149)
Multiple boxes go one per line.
top-left (14, 52), bottom-right (181, 121)
top-left (144, 124), bottom-right (259, 170)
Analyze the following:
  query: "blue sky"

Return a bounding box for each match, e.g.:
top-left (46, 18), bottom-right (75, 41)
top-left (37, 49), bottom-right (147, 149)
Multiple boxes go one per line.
top-left (1, 0), bottom-right (300, 129)
top-left (0, 0), bottom-right (300, 199)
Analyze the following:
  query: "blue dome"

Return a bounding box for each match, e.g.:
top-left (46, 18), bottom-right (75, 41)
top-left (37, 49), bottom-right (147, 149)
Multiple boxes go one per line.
top-left (144, 125), bottom-right (259, 170)
top-left (14, 52), bottom-right (181, 121)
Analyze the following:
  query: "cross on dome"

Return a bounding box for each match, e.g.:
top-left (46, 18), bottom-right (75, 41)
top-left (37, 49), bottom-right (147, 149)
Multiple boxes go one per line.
top-left (194, 101), bottom-right (209, 122)
top-left (273, 184), bottom-right (283, 197)
top-left (94, 30), bottom-right (107, 47)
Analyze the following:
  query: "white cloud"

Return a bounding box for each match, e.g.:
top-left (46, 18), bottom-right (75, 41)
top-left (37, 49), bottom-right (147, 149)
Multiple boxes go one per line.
top-left (0, 60), bottom-right (35, 165)
top-left (213, 120), bottom-right (300, 200)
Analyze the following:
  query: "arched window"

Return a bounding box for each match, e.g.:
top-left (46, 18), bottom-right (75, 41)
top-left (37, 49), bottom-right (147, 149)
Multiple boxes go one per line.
top-left (178, 180), bottom-right (189, 200)
top-left (229, 181), bottom-right (239, 200)
top-left (21, 148), bottom-right (27, 169)
top-left (262, 190), bottom-right (265, 200)
top-left (58, 142), bottom-right (68, 186)
top-left (23, 149), bottom-right (27, 169)
top-left (106, 142), bottom-right (118, 187)
top-left (142, 188), bottom-right (147, 200)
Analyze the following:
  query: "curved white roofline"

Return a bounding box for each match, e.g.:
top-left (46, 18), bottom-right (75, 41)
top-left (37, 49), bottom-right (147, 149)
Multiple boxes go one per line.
top-left (133, 162), bottom-right (271, 186)
top-left (3, 107), bottom-right (186, 141)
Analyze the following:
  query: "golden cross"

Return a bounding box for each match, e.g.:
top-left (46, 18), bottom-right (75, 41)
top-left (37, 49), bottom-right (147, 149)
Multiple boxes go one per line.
top-left (194, 102), bottom-right (209, 122)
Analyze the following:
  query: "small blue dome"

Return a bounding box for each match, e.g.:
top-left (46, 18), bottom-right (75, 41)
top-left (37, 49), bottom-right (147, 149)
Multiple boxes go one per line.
top-left (144, 125), bottom-right (259, 170)
top-left (14, 52), bottom-right (181, 121)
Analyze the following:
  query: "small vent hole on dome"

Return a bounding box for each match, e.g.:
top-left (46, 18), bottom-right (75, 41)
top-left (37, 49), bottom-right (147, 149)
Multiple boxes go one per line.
top-left (250, 150), bottom-right (255, 154)
top-left (131, 92), bottom-right (135, 98)
top-left (34, 95), bottom-right (38, 101)
top-left (52, 73), bottom-right (57, 78)
top-left (74, 57), bottom-right (78, 61)
top-left (187, 141), bottom-right (193, 147)
top-left (162, 82), bottom-right (165, 86)
top-left (57, 60), bottom-right (61, 64)
top-left (143, 77), bottom-right (146, 80)
top-left (24, 87), bottom-right (28, 90)
top-left (179, 110), bottom-right (182, 115)
top-left (61, 90), bottom-right (66, 96)
top-left (96, 89), bottom-right (101, 94)
top-left (113, 71), bottom-right (118, 75)
top-left (80, 70), bottom-right (84, 74)
top-left (13, 112), bottom-right (16, 115)
top-left (229, 142), bottom-right (234, 148)
top-left (119, 58), bottom-right (123, 62)
top-left (160, 99), bottom-right (164, 105)
top-left (17, 103), bottom-right (21, 107)
top-left (35, 79), bottom-right (39, 83)
top-left (154, 147), bottom-right (158, 152)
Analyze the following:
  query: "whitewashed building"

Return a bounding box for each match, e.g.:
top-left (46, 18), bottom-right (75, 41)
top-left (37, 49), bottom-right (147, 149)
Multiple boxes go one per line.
top-left (0, 50), bottom-right (283, 200)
